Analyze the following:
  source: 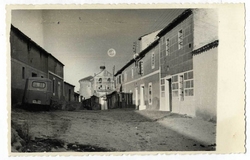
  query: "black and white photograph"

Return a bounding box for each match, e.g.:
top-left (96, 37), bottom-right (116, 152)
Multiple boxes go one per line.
top-left (7, 4), bottom-right (245, 155)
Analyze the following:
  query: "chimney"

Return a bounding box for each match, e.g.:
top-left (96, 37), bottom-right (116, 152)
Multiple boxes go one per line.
top-left (100, 66), bottom-right (106, 71)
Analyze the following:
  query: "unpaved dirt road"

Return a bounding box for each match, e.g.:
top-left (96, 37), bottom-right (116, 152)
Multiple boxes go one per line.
top-left (11, 108), bottom-right (216, 152)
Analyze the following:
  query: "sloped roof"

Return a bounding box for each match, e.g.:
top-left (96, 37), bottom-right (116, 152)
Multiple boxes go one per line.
top-left (157, 9), bottom-right (192, 37)
top-left (114, 9), bottom-right (193, 77)
top-left (192, 40), bottom-right (219, 55)
top-left (114, 38), bottom-right (159, 76)
top-left (95, 69), bottom-right (113, 77)
top-left (64, 81), bottom-right (75, 87)
top-left (11, 24), bottom-right (64, 66)
top-left (79, 76), bottom-right (93, 82)
top-left (138, 29), bottom-right (162, 40)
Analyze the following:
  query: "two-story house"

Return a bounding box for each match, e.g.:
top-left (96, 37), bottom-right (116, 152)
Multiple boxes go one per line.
top-left (115, 9), bottom-right (218, 121)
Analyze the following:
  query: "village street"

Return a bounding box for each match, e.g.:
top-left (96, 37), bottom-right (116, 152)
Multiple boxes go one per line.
top-left (11, 108), bottom-right (216, 152)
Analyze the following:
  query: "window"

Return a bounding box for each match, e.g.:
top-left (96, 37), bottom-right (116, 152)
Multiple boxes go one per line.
top-left (32, 82), bottom-right (46, 88)
top-left (172, 75), bottom-right (179, 97)
top-left (160, 37), bottom-right (164, 45)
top-left (22, 67), bottom-right (25, 79)
top-left (166, 38), bottom-right (170, 56)
top-left (121, 74), bottom-right (124, 82)
top-left (151, 52), bottom-right (155, 69)
top-left (116, 77), bottom-right (118, 85)
top-left (148, 83), bottom-right (152, 105)
top-left (184, 71), bottom-right (194, 96)
top-left (98, 78), bottom-right (102, 83)
top-left (98, 85), bottom-right (102, 90)
top-left (131, 67), bottom-right (134, 79)
top-left (138, 61), bottom-right (144, 75)
top-left (32, 72), bottom-right (37, 77)
top-left (124, 72), bottom-right (127, 82)
top-left (119, 75), bottom-right (121, 84)
top-left (178, 30), bottom-right (183, 49)
top-left (27, 42), bottom-right (31, 52)
top-left (68, 89), bottom-right (71, 101)
top-left (179, 75), bottom-right (184, 101)
top-left (160, 78), bottom-right (165, 97)
top-left (52, 78), bottom-right (55, 95)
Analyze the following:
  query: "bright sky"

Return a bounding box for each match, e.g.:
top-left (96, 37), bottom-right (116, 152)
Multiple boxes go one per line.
top-left (12, 9), bottom-right (185, 91)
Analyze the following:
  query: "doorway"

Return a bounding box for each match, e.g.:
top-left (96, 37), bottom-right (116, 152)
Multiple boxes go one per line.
top-left (165, 78), bottom-right (172, 111)
top-left (135, 87), bottom-right (138, 109)
top-left (139, 84), bottom-right (146, 110)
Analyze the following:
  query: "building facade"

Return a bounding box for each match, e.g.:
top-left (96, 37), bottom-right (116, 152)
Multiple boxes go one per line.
top-left (10, 25), bottom-right (75, 105)
top-left (48, 55), bottom-right (64, 101)
top-left (158, 9), bottom-right (194, 114)
top-left (10, 25), bottom-right (48, 104)
top-left (115, 39), bottom-right (160, 110)
top-left (79, 76), bottom-right (93, 100)
top-left (114, 9), bottom-right (218, 121)
top-left (91, 66), bottom-right (115, 98)
top-left (79, 66), bottom-right (115, 98)
top-left (64, 82), bottom-right (75, 102)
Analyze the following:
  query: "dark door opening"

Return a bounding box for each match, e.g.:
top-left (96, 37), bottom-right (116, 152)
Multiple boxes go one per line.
top-left (68, 89), bottom-right (71, 101)
top-left (167, 78), bottom-right (172, 111)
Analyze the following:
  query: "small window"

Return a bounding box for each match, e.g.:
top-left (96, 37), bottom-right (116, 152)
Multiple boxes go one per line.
top-left (22, 67), bottom-right (25, 79)
top-left (179, 75), bottom-right (184, 101)
top-left (178, 30), bottom-right (183, 49)
top-left (161, 86), bottom-right (165, 91)
top-left (27, 42), bottom-right (31, 52)
top-left (188, 71), bottom-right (193, 79)
top-left (151, 52), bottom-right (155, 69)
top-left (119, 75), bottom-right (121, 84)
top-left (148, 83), bottom-right (152, 105)
top-left (32, 81), bottom-right (46, 88)
top-left (131, 67), bottom-right (134, 79)
top-left (98, 85), bottom-right (102, 89)
top-left (32, 72), bottom-right (37, 77)
top-left (189, 43), bottom-right (192, 48)
top-left (124, 72), bottom-right (127, 82)
top-left (107, 78), bottom-right (111, 82)
top-left (166, 39), bottom-right (170, 56)
top-left (52, 78), bottom-right (55, 95)
top-left (161, 79), bottom-right (165, 85)
top-left (139, 61), bottom-right (144, 75)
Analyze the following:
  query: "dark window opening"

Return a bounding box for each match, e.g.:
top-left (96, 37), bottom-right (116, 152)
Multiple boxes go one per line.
top-left (32, 72), bottom-right (37, 77)
top-left (22, 67), bottom-right (25, 79)
top-left (98, 78), bottom-right (102, 83)
top-left (68, 89), bottom-right (71, 101)
top-left (27, 42), bottom-right (31, 52)
top-left (53, 79), bottom-right (55, 94)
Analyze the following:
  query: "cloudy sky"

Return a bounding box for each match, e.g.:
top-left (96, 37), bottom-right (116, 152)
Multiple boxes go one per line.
top-left (12, 9), bottom-right (185, 91)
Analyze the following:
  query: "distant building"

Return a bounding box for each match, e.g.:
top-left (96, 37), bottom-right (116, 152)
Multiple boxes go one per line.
top-left (64, 82), bottom-right (75, 102)
top-left (92, 66), bottom-right (115, 97)
top-left (79, 76), bottom-right (93, 100)
top-left (74, 92), bottom-right (80, 102)
top-left (138, 29), bottom-right (161, 51)
top-left (79, 66), bottom-right (115, 99)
